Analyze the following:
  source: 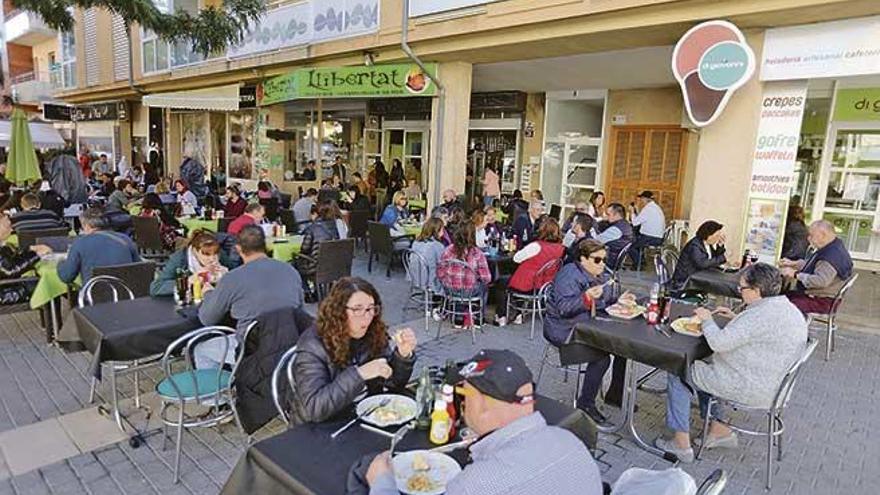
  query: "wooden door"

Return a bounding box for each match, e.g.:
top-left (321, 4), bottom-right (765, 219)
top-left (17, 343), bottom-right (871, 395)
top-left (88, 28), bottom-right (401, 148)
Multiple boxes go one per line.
top-left (606, 126), bottom-right (688, 217)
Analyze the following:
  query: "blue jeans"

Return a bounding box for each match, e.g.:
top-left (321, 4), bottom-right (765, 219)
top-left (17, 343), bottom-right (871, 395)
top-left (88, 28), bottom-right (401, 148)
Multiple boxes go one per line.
top-left (665, 372), bottom-right (725, 433)
top-left (193, 335), bottom-right (238, 370)
top-left (483, 196), bottom-right (496, 207)
top-left (632, 233), bottom-right (664, 268)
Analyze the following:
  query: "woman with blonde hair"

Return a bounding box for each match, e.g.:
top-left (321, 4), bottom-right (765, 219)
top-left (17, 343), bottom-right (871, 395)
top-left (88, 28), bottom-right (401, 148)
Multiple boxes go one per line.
top-left (290, 277), bottom-right (417, 424)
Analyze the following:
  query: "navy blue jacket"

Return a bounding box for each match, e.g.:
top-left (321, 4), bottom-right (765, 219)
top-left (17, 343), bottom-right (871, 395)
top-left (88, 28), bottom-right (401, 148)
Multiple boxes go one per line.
top-left (57, 231), bottom-right (140, 283)
top-left (544, 262), bottom-right (615, 346)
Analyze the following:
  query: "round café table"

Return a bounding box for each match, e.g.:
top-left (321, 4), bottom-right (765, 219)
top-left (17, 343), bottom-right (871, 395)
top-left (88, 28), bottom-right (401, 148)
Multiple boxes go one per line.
top-left (402, 223), bottom-right (422, 237)
top-left (30, 260), bottom-right (79, 310)
top-left (178, 217), bottom-right (220, 233)
top-left (268, 235), bottom-right (303, 262)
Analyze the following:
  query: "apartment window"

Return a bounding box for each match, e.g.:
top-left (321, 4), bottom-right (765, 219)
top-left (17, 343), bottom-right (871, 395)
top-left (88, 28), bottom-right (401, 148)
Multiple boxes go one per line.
top-left (142, 0), bottom-right (203, 74)
top-left (59, 30), bottom-right (76, 88)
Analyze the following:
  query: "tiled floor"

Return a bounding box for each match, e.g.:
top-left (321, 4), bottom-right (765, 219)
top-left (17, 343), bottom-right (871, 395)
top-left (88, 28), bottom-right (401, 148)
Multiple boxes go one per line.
top-left (0, 252), bottom-right (876, 494)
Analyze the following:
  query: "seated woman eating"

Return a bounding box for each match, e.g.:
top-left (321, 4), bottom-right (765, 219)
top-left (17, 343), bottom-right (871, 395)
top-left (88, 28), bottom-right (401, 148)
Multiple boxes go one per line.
top-left (0, 214), bottom-right (51, 305)
top-left (290, 277), bottom-right (417, 424)
top-left (670, 220), bottom-right (727, 292)
top-left (494, 218), bottom-right (564, 327)
top-left (150, 230), bottom-right (230, 297)
top-left (655, 263), bottom-right (807, 463)
top-left (544, 239), bottom-right (627, 424)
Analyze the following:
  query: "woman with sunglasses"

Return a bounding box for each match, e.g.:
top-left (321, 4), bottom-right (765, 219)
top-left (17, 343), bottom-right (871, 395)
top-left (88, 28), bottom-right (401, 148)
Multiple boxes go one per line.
top-left (290, 277), bottom-right (417, 425)
top-left (544, 239), bottom-right (623, 424)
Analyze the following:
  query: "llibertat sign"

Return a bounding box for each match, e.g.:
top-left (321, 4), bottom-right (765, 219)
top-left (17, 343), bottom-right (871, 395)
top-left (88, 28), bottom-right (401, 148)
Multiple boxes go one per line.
top-left (258, 64), bottom-right (438, 105)
top-left (741, 81), bottom-right (808, 263)
top-left (672, 20), bottom-right (756, 127)
top-left (761, 15), bottom-right (880, 81)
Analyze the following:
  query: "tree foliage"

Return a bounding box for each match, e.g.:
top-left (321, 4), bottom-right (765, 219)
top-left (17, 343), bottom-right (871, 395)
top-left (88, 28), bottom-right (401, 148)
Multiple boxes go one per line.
top-left (12, 0), bottom-right (265, 56)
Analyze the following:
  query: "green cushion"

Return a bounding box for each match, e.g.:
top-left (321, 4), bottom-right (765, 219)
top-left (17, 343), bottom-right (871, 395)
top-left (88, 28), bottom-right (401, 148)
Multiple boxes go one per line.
top-left (157, 369), bottom-right (231, 400)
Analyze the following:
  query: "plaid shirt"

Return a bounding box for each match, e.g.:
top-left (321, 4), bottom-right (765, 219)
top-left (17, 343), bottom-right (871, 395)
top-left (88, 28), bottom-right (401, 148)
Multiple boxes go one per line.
top-left (437, 246), bottom-right (491, 292)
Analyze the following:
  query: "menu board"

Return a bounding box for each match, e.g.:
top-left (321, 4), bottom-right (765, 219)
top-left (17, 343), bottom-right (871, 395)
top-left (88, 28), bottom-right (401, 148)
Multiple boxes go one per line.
top-left (742, 198), bottom-right (787, 263)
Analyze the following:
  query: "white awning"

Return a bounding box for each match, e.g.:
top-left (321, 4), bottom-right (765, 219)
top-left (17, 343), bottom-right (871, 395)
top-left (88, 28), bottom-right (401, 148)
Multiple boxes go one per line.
top-left (0, 120), bottom-right (66, 149)
top-left (142, 84), bottom-right (240, 111)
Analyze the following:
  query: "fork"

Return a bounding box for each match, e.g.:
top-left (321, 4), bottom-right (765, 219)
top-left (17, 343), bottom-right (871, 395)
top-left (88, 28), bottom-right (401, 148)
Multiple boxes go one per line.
top-left (331, 398), bottom-right (391, 439)
top-left (389, 422), bottom-right (415, 458)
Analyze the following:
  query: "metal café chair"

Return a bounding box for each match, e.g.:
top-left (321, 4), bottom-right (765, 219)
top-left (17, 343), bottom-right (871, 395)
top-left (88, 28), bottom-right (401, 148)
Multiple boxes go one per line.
top-left (638, 224), bottom-right (675, 271)
top-left (805, 273), bottom-right (859, 361)
top-left (401, 249), bottom-right (441, 331)
top-left (271, 345), bottom-right (298, 427)
top-left (506, 258), bottom-right (562, 340)
top-left (696, 338), bottom-right (818, 490)
top-left (157, 324), bottom-right (252, 483)
top-left (435, 259), bottom-right (485, 344)
top-left (535, 311), bottom-right (586, 409)
top-left (79, 276), bottom-right (159, 437)
top-left (606, 242), bottom-right (633, 285)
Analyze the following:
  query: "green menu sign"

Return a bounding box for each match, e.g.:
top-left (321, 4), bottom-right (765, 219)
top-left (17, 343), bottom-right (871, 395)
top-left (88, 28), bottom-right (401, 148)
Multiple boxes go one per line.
top-left (258, 63), bottom-right (437, 105)
top-left (833, 87), bottom-right (880, 121)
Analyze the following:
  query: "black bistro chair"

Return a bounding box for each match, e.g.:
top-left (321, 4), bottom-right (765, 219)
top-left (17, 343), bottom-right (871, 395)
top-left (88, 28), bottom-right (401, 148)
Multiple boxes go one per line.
top-left (367, 221), bottom-right (409, 277)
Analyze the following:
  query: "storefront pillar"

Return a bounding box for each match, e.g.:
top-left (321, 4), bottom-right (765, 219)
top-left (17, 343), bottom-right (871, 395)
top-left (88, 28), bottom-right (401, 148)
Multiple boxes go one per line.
top-left (428, 61), bottom-right (472, 207)
top-left (688, 31), bottom-right (765, 261)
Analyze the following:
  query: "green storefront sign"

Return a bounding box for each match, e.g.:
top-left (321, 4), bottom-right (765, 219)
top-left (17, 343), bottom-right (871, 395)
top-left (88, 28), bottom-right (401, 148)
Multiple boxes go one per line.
top-left (833, 87), bottom-right (880, 121)
top-left (259, 63), bottom-right (437, 105)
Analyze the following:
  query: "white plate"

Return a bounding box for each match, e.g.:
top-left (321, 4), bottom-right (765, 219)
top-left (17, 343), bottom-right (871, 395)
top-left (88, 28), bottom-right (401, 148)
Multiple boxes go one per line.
top-left (356, 394), bottom-right (417, 428)
top-left (670, 317), bottom-right (703, 336)
top-left (392, 450), bottom-right (462, 495)
top-left (605, 303), bottom-right (646, 320)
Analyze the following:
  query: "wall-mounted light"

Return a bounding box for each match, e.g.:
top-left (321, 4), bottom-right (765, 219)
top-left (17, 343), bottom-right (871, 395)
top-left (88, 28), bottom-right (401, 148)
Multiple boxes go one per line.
top-left (364, 51), bottom-right (376, 67)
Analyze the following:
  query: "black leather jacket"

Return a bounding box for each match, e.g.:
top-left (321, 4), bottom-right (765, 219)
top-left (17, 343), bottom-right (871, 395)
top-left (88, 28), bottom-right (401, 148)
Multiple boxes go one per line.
top-left (671, 237), bottom-right (727, 290)
top-left (0, 245), bottom-right (39, 305)
top-left (290, 325), bottom-right (415, 425)
top-left (296, 220), bottom-right (340, 275)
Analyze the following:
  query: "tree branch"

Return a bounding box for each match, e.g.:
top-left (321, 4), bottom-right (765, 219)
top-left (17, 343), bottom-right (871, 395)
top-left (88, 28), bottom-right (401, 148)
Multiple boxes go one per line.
top-left (12, 0), bottom-right (265, 56)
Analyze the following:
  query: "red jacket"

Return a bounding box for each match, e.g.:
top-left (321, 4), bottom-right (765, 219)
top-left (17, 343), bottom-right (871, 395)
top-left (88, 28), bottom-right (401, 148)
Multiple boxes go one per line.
top-left (228, 213), bottom-right (256, 236)
top-left (224, 197), bottom-right (247, 219)
top-left (509, 241), bottom-right (564, 292)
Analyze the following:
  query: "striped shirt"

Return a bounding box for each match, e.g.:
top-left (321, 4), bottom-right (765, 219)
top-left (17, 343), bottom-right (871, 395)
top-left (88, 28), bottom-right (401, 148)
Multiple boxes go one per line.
top-left (11, 209), bottom-right (67, 233)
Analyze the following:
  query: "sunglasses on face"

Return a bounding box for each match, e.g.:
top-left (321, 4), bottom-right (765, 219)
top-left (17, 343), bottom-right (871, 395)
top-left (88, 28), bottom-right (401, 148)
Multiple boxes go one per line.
top-left (346, 305), bottom-right (380, 317)
top-left (589, 256), bottom-right (606, 264)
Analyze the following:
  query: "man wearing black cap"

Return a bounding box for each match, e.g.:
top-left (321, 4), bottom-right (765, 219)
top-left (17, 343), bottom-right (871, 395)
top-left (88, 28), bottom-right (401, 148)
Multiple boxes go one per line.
top-left (366, 349), bottom-right (602, 495)
top-left (630, 190), bottom-right (666, 268)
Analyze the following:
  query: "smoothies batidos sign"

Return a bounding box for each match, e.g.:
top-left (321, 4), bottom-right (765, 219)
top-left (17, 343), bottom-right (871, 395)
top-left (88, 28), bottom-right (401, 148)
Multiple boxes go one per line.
top-left (258, 64), bottom-right (437, 105)
top-left (672, 21), bottom-right (756, 127)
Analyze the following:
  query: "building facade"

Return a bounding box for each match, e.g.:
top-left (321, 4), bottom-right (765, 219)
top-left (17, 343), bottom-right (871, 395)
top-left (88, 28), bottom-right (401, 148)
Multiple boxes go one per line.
top-left (44, 0), bottom-right (880, 267)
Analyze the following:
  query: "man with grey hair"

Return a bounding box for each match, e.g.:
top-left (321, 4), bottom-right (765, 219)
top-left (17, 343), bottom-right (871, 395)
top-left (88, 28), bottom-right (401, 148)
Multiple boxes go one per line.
top-left (440, 189), bottom-right (460, 210)
top-left (780, 219), bottom-right (853, 315)
top-left (57, 207), bottom-right (140, 284)
top-left (656, 263), bottom-right (807, 463)
top-left (512, 199), bottom-right (545, 249)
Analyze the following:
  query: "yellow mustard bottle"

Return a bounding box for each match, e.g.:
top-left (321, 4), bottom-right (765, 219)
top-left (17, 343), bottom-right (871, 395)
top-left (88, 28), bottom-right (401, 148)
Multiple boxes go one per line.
top-left (429, 399), bottom-right (450, 445)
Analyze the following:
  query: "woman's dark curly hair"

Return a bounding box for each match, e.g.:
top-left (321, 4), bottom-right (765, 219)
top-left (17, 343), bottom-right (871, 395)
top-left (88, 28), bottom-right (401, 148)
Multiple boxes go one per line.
top-left (317, 277), bottom-right (388, 368)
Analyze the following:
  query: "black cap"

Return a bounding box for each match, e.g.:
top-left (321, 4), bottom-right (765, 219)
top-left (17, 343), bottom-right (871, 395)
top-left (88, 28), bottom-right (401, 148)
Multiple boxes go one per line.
top-left (452, 349), bottom-right (534, 404)
top-left (637, 190), bottom-right (654, 199)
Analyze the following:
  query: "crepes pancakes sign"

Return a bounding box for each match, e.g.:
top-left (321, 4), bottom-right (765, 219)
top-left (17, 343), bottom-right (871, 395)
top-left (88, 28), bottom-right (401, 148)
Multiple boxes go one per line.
top-left (673, 21), bottom-right (756, 127)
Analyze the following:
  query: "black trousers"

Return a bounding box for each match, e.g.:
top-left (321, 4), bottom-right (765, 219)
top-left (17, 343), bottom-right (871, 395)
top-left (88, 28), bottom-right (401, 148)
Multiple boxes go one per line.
top-left (559, 343), bottom-right (627, 410)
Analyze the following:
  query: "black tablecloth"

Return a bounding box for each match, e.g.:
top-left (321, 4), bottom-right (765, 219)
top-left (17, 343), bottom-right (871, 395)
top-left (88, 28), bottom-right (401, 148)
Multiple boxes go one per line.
top-left (221, 395), bottom-right (595, 495)
top-left (570, 316), bottom-right (712, 383)
top-left (59, 297), bottom-right (201, 375)
top-left (685, 269), bottom-right (741, 299)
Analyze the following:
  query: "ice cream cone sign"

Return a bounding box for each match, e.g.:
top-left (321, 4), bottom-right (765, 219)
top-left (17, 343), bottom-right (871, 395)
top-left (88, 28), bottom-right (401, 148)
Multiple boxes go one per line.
top-left (673, 20), bottom-right (756, 127)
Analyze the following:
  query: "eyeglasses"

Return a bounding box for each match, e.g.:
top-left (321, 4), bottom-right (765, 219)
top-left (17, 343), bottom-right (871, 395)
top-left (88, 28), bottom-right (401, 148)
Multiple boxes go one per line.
top-left (589, 256), bottom-right (606, 264)
top-left (346, 305), bottom-right (380, 317)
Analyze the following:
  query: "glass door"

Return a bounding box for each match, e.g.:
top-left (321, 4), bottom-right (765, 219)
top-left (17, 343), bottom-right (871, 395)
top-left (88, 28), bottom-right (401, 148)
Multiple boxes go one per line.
top-left (542, 137), bottom-right (601, 219)
top-left (404, 131), bottom-right (427, 196)
top-left (814, 123), bottom-right (880, 260)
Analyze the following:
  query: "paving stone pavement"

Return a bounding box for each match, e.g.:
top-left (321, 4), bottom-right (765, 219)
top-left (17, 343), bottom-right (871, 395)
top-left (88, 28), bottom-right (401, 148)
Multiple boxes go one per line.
top-left (0, 252), bottom-right (876, 494)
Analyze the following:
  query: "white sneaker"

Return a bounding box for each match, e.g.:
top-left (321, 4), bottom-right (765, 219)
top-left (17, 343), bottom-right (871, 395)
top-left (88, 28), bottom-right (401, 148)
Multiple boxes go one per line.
top-left (495, 316), bottom-right (508, 327)
top-left (654, 437), bottom-right (694, 463)
top-left (512, 314), bottom-right (523, 325)
top-left (431, 308), bottom-right (444, 321)
top-left (696, 432), bottom-right (739, 450)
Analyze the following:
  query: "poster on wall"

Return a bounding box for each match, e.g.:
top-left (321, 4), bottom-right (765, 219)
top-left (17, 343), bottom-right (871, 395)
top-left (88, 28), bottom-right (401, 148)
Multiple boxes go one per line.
top-left (741, 81), bottom-right (808, 262)
top-left (743, 198), bottom-right (787, 261)
top-left (761, 15), bottom-right (880, 81)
